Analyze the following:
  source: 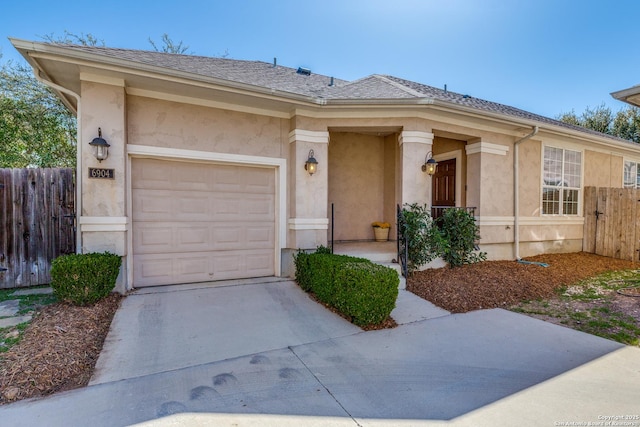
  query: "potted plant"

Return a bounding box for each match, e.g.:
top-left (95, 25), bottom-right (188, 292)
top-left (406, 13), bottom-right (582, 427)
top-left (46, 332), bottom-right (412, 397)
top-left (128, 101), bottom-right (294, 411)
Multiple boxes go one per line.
top-left (371, 221), bottom-right (391, 242)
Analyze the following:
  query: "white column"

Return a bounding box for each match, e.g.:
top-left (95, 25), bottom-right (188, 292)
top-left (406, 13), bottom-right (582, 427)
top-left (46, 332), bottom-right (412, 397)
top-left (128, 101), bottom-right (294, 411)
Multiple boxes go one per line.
top-left (288, 129), bottom-right (330, 249)
top-left (399, 130), bottom-right (434, 206)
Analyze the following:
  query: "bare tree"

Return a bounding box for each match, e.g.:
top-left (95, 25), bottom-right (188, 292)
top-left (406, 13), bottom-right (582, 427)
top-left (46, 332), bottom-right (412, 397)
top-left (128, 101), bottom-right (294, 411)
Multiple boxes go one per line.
top-left (148, 34), bottom-right (190, 54)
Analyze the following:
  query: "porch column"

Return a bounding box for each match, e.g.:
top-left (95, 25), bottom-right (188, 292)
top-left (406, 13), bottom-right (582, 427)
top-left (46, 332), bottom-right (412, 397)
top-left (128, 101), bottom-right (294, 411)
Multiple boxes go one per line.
top-left (465, 139), bottom-right (511, 216)
top-left (78, 75), bottom-right (128, 291)
top-left (288, 129), bottom-right (330, 249)
top-left (399, 130), bottom-right (434, 206)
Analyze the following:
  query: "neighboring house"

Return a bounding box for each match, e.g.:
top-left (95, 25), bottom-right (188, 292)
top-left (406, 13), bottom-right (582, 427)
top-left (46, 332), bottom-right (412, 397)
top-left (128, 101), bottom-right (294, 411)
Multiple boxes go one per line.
top-left (12, 39), bottom-right (640, 292)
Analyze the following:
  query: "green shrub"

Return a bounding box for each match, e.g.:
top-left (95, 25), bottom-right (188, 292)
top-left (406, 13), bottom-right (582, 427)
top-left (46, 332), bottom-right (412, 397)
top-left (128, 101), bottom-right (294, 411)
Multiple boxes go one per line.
top-left (399, 203), bottom-right (444, 274)
top-left (333, 262), bottom-right (399, 326)
top-left (294, 249), bottom-right (398, 327)
top-left (50, 252), bottom-right (121, 306)
top-left (439, 208), bottom-right (487, 267)
top-left (314, 245), bottom-right (332, 255)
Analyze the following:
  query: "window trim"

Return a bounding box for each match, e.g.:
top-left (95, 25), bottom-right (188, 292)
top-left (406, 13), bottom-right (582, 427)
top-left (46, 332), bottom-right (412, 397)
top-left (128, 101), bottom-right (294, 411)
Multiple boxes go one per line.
top-left (623, 159), bottom-right (640, 189)
top-left (541, 145), bottom-right (583, 216)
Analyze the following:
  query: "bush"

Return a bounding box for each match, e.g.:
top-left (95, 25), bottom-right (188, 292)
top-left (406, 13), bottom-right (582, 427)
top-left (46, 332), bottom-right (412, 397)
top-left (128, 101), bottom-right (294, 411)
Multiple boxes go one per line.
top-left (50, 252), bottom-right (121, 306)
top-left (439, 208), bottom-right (487, 267)
top-left (294, 249), bottom-right (398, 327)
top-left (399, 203), bottom-right (444, 274)
top-left (333, 262), bottom-right (399, 326)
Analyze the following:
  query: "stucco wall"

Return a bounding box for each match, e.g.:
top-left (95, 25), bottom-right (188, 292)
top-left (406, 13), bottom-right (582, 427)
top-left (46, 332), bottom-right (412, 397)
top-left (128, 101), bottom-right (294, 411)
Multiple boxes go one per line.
top-left (479, 140), bottom-right (513, 217)
top-left (518, 139), bottom-right (542, 217)
top-left (584, 149), bottom-right (624, 188)
top-left (127, 96), bottom-right (287, 158)
top-left (383, 135), bottom-right (398, 238)
top-left (81, 81), bottom-right (127, 218)
top-left (329, 132), bottom-right (387, 241)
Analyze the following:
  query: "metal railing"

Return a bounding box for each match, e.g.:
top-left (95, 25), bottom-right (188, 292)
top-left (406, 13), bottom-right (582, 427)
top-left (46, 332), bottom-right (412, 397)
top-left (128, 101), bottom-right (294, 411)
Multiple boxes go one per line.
top-left (431, 206), bottom-right (476, 222)
top-left (330, 203), bottom-right (335, 253)
top-left (396, 204), bottom-right (408, 277)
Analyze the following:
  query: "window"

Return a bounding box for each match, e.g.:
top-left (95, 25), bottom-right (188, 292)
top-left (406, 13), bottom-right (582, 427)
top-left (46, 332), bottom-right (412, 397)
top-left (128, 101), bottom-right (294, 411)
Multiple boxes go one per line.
top-left (542, 146), bottom-right (581, 215)
top-left (624, 161), bottom-right (640, 188)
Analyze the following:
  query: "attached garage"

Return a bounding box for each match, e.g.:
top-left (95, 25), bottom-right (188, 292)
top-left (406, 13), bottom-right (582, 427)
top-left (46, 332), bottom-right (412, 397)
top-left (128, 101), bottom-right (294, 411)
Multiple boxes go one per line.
top-left (131, 158), bottom-right (276, 287)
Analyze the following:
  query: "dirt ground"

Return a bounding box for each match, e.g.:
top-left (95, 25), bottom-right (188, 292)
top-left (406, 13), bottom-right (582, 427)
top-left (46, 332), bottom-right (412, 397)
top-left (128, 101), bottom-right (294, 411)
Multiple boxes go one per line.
top-left (0, 294), bottom-right (121, 404)
top-left (1, 252), bottom-right (638, 405)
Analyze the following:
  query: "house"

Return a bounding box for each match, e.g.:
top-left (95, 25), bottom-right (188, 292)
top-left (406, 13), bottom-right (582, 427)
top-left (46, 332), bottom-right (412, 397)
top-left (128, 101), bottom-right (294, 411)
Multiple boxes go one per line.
top-left (11, 39), bottom-right (640, 292)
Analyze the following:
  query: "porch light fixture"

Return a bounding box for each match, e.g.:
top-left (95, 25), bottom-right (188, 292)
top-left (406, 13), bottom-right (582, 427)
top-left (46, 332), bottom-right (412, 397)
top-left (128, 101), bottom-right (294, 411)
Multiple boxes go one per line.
top-left (422, 151), bottom-right (438, 176)
top-left (89, 128), bottom-right (110, 162)
top-left (305, 149), bottom-right (318, 175)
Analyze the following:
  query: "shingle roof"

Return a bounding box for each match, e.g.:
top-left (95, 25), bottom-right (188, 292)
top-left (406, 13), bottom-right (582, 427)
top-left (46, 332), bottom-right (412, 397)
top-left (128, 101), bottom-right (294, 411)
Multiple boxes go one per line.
top-left (58, 44), bottom-right (633, 144)
top-left (61, 44), bottom-right (348, 98)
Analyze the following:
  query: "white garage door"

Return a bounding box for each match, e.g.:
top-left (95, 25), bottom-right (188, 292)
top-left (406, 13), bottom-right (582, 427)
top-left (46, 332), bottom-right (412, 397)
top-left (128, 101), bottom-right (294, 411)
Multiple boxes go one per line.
top-left (132, 158), bottom-right (276, 287)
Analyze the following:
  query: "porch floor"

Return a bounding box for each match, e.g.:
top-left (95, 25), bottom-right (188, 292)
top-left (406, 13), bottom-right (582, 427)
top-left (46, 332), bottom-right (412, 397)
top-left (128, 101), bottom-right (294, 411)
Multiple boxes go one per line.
top-left (332, 241), bottom-right (397, 263)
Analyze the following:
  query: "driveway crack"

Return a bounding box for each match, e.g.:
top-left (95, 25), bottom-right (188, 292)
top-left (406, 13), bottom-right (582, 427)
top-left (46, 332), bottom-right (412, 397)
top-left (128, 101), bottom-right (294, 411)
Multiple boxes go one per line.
top-left (288, 346), bottom-right (363, 427)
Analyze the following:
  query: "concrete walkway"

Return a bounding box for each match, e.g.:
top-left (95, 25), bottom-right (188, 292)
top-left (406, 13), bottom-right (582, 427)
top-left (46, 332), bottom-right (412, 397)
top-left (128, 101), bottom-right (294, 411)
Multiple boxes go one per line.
top-left (1, 279), bottom-right (639, 426)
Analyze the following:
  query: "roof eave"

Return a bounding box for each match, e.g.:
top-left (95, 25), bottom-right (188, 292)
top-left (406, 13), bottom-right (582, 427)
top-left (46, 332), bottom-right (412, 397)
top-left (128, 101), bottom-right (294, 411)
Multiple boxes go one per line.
top-left (10, 38), bottom-right (78, 113)
top-left (429, 98), bottom-right (637, 150)
top-left (9, 38), bottom-right (326, 108)
top-left (325, 96), bottom-right (638, 150)
top-left (611, 85), bottom-right (640, 107)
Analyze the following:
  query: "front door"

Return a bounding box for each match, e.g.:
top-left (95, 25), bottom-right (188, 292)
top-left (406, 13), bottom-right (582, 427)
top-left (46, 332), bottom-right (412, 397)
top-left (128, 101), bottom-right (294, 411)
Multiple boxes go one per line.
top-left (432, 158), bottom-right (456, 219)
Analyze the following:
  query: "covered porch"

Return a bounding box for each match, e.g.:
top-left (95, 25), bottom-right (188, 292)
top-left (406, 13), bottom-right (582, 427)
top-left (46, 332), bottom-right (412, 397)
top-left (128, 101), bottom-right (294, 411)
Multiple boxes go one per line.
top-left (326, 127), bottom-right (475, 244)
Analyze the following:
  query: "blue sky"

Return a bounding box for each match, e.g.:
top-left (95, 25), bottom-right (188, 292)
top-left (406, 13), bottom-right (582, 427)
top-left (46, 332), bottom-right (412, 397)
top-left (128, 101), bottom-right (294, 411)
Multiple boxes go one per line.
top-left (1, 0), bottom-right (639, 118)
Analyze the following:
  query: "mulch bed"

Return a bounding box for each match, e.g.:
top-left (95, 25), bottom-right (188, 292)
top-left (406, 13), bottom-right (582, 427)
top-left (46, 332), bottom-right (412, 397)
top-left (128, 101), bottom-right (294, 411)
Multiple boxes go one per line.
top-left (0, 294), bottom-right (122, 404)
top-left (1, 252), bottom-right (637, 405)
top-left (408, 252), bottom-right (639, 313)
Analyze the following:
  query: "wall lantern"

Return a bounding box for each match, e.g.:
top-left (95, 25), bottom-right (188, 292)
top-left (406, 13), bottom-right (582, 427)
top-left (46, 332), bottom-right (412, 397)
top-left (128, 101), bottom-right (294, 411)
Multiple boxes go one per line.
top-left (305, 149), bottom-right (318, 175)
top-left (89, 128), bottom-right (110, 162)
top-left (421, 151), bottom-right (438, 176)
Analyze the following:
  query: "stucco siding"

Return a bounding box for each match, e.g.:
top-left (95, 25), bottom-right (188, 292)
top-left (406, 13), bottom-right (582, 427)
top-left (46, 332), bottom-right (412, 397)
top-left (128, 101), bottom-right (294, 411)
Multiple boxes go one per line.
top-left (584, 149), bottom-right (624, 188)
top-left (480, 144), bottom-right (513, 217)
top-left (329, 132), bottom-right (386, 241)
top-left (81, 81), bottom-right (127, 218)
top-left (127, 96), bottom-right (286, 158)
top-left (519, 139), bottom-right (542, 217)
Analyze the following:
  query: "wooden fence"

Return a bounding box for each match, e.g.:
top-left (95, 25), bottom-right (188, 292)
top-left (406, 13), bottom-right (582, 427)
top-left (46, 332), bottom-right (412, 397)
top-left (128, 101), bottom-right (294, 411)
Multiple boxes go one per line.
top-left (583, 186), bottom-right (640, 261)
top-left (0, 168), bottom-right (75, 289)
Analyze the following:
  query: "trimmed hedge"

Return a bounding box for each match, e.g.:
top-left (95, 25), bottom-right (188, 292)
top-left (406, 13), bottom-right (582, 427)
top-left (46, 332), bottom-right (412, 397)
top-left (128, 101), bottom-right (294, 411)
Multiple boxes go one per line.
top-left (294, 251), bottom-right (399, 327)
top-left (50, 252), bottom-right (121, 306)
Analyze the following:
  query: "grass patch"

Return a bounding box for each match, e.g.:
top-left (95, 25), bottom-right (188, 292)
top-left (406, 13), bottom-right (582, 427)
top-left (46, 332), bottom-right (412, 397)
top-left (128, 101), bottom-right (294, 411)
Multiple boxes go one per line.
top-left (0, 286), bottom-right (58, 354)
top-left (511, 269), bottom-right (640, 346)
top-left (0, 322), bottom-right (29, 353)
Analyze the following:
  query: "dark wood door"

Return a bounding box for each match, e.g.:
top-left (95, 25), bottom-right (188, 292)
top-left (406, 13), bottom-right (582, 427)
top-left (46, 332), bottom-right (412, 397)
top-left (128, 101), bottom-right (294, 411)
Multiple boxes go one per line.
top-left (432, 158), bottom-right (456, 207)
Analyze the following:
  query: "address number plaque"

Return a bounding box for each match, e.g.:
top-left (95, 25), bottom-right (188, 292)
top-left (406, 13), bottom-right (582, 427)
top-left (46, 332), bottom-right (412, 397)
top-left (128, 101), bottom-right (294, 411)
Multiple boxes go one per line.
top-left (88, 168), bottom-right (115, 179)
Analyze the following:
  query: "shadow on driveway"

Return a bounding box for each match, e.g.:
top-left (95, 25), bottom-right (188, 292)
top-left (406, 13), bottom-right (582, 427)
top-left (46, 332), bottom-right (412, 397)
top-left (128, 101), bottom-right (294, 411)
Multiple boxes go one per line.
top-left (1, 279), bottom-right (637, 427)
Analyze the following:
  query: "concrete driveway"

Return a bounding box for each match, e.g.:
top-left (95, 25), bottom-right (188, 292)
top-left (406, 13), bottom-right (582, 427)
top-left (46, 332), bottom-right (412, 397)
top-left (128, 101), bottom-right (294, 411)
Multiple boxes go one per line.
top-left (1, 278), bottom-right (639, 427)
